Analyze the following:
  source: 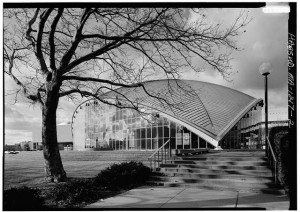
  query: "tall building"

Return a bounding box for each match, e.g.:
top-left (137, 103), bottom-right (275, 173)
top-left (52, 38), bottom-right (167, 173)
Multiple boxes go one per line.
top-left (71, 79), bottom-right (288, 151)
top-left (32, 123), bottom-right (73, 150)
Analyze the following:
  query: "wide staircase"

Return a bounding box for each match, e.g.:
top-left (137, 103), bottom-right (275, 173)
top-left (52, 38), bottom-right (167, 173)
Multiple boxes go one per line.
top-left (150, 150), bottom-right (284, 194)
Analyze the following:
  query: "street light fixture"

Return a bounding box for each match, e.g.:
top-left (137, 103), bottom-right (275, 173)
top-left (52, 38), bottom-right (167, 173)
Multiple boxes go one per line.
top-left (259, 62), bottom-right (272, 154)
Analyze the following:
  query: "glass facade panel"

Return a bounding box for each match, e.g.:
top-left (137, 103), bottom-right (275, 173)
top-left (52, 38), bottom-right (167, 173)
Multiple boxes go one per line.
top-left (170, 122), bottom-right (176, 138)
top-left (158, 138), bottom-right (163, 148)
top-left (164, 126), bottom-right (169, 138)
top-left (152, 137), bottom-right (158, 149)
top-left (191, 133), bottom-right (198, 148)
top-left (147, 127), bottom-right (151, 139)
top-left (83, 99), bottom-right (255, 151)
top-left (135, 139), bottom-right (140, 149)
top-left (200, 137), bottom-right (206, 148)
top-left (170, 137), bottom-right (176, 149)
top-left (141, 138), bottom-right (146, 149)
top-left (146, 138), bottom-right (151, 149)
top-left (152, 127), bottom-right (157, 139)
top-left (158, 126), bottom-right (163, 137)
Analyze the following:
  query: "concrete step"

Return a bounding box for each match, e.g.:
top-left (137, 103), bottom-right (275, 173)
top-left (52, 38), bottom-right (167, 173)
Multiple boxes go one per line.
top-left (150, 175), bottom-right (274, 185)
top-left (176, 156), bottom-right (267, 161)
top-left (151, 150), bottom-right (283, 195)
top-left (161, 172), bottom-right (274, 182)
top-left (167, 160), bottom-right (268, 166)
top-left (209, 149), bottom-right (265, 152)
top-left (148, 178), bottom-right (280, 193)
top-left (206, 151), bottom-right (265, 156)
top-left (160, 163), bottom-right (271, 171)
top-left (147, 181), bottom-right (285, 195)
top-left (158, 167), bottom-right (273, 177)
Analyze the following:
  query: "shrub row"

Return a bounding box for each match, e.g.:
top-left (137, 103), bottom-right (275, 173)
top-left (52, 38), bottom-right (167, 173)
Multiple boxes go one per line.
top-left (94, 161), bottom-right (152, 190)
top-left (4, 161), bottom-right (153, 210)
top-left (3, 186), bottom-right (45, 210)
top-left (269, 126), bottom-right (289, 192)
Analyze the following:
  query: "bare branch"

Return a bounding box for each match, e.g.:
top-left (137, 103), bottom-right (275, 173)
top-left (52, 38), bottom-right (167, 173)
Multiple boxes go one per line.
top-left (62, 75), bottom-right (143, 87)
top-left (26, 8), bottom-right (40, 47)
top-left (59, 8), bottom-right (95, 70)
top-left (36, 8), bottom-right (53, 74)
top-left (62, 9), bottom-right (168, 74)
top-left (4, 48), bottom-right (44, 106)
top-left (49, 8), bottom-right (64, 71)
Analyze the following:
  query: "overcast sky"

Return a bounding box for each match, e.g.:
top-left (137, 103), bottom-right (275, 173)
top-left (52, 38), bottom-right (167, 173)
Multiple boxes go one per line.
top-left (4, 7), bottom-right (289, 144)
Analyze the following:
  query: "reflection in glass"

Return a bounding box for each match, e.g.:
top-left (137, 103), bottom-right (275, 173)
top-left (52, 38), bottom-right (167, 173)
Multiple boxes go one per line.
top-left (83, 100), bottom-right (215, 151)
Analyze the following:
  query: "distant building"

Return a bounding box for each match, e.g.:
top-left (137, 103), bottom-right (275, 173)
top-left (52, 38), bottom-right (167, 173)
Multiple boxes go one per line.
top-left (5, 144), bottom-right (22, 151)
top-left (18, 141), bottom-right (31, 151)
top-left (32, 123), bottom-right (73, 150)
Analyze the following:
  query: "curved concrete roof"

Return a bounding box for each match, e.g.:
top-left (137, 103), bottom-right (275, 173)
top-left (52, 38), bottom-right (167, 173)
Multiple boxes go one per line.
top-left (74, 79), bottom-right (262, 145)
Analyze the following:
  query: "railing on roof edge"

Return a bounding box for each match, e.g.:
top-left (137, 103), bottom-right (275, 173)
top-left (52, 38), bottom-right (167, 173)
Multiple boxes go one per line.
top-left (266, 136), bottom-right (277, 184)
top-left (148, 139), bottom-right (171, 171)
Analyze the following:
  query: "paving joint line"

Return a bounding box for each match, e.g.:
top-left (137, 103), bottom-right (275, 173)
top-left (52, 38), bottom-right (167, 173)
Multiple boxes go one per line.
top-left (159, 187), bottom-right (187, 208)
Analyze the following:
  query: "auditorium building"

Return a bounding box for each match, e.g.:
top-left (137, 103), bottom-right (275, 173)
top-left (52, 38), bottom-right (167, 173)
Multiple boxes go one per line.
top-left (71, 79), bottom-right (288, 151)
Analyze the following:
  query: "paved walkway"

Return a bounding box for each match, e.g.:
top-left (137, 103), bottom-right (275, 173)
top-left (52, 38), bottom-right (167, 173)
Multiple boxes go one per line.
top-left (86, 186), bottom-right (289, 210)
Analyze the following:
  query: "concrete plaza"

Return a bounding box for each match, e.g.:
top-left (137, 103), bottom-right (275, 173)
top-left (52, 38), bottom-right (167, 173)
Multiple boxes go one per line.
top-left (86, 186), bottom-right (289, 210)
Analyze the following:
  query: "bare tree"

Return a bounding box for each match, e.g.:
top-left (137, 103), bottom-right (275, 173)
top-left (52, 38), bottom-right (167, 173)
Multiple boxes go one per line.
top-left (4, 7), bottom-right (249, 182)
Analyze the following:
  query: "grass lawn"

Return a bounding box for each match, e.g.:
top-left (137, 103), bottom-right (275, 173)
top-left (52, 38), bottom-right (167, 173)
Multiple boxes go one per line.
top-left (4, 151), bottom-right (155, 209)
top-left (4, 150), bottom-right (151, 190)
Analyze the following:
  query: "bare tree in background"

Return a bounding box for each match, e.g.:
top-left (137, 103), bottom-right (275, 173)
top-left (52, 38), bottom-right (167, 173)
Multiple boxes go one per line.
top-left (4, 7), bottom-right (249, 182)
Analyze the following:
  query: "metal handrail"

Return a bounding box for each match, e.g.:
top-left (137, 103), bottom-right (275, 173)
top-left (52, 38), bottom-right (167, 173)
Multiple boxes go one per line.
top-left (148, 139), bottom-right (171, 170)
top-left (266, 136), bottom-right (277, 184)
top-left (266, 136), bottom-right (277, 163)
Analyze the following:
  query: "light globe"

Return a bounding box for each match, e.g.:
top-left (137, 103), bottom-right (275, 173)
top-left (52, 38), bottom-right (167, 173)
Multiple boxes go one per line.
top-left (259, 62), bottom-right (272, 76)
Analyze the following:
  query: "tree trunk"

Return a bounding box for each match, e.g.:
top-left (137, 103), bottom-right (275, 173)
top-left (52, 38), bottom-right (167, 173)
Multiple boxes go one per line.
top-left (42, 80), bottom-right (67, 182)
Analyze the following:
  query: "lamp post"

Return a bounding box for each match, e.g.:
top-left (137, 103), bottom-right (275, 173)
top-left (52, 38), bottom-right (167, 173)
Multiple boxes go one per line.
top-left (259, 63), bottom-right (272, 155)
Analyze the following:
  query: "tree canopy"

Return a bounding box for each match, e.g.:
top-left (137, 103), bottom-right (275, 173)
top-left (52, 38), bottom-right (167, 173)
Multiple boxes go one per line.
top-left (4, 8), bottom-right (249, 108)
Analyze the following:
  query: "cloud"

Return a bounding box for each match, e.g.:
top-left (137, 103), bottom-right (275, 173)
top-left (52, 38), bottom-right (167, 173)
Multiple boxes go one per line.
top-left (187, 8), bottom-right (288, 112)
top-left (57, 98), bottom-right (79, 124)
top-left (268, 85), bottom-right (288, 110)
top-left (4, 99), bottom-right (77, 144)
top-left (4, 103), bottom-right (41, 131)
top-left (230, 9), bottom-right (288, 92)
top-left (5, 129), bottom-right (32, 144)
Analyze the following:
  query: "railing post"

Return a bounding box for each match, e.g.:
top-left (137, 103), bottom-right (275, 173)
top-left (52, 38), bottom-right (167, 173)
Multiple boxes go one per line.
top-left (169, 142), bottom-right (171, 158)
top-left (153, 154), bottom-right (155, 170)
top-left (155, 154), bottom-right (157, 170)
top-left (161, 149), bottom-right (163, 165)
top-left (266, 136), bottom-right (277, 185)
top-left (164, 147), bottom-right (166, 163)
top-left (148, 139), bottom-right (171, 172)
top-left (157, 151), bottom-right (159, 166)
top-left (275, 162), bottom-right (277, 184)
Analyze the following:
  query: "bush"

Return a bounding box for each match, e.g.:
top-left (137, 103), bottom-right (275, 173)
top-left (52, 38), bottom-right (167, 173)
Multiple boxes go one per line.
top-left (47, 178), bottom-right (99, 207)
top-left (4, 186), bottom-right (45, 210)
top-left (269, 126), bottom-right (289, 191)
top-left (280, 134), bottom-right (290, 190)
top-left (4, 162), bottom-right (153, 209)
top-left (94, 161), bottom-right (152, 190)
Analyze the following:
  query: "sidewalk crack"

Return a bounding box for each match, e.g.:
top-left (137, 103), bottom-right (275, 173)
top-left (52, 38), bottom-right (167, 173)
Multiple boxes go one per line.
top-left (159, 188), bottom-right (187, 208)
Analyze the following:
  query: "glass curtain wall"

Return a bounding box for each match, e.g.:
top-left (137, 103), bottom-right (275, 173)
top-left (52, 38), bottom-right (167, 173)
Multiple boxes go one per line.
top-left (84, 100), bottom-right (211, 150)
top-left (219, 106), bottom-right (263, 149)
